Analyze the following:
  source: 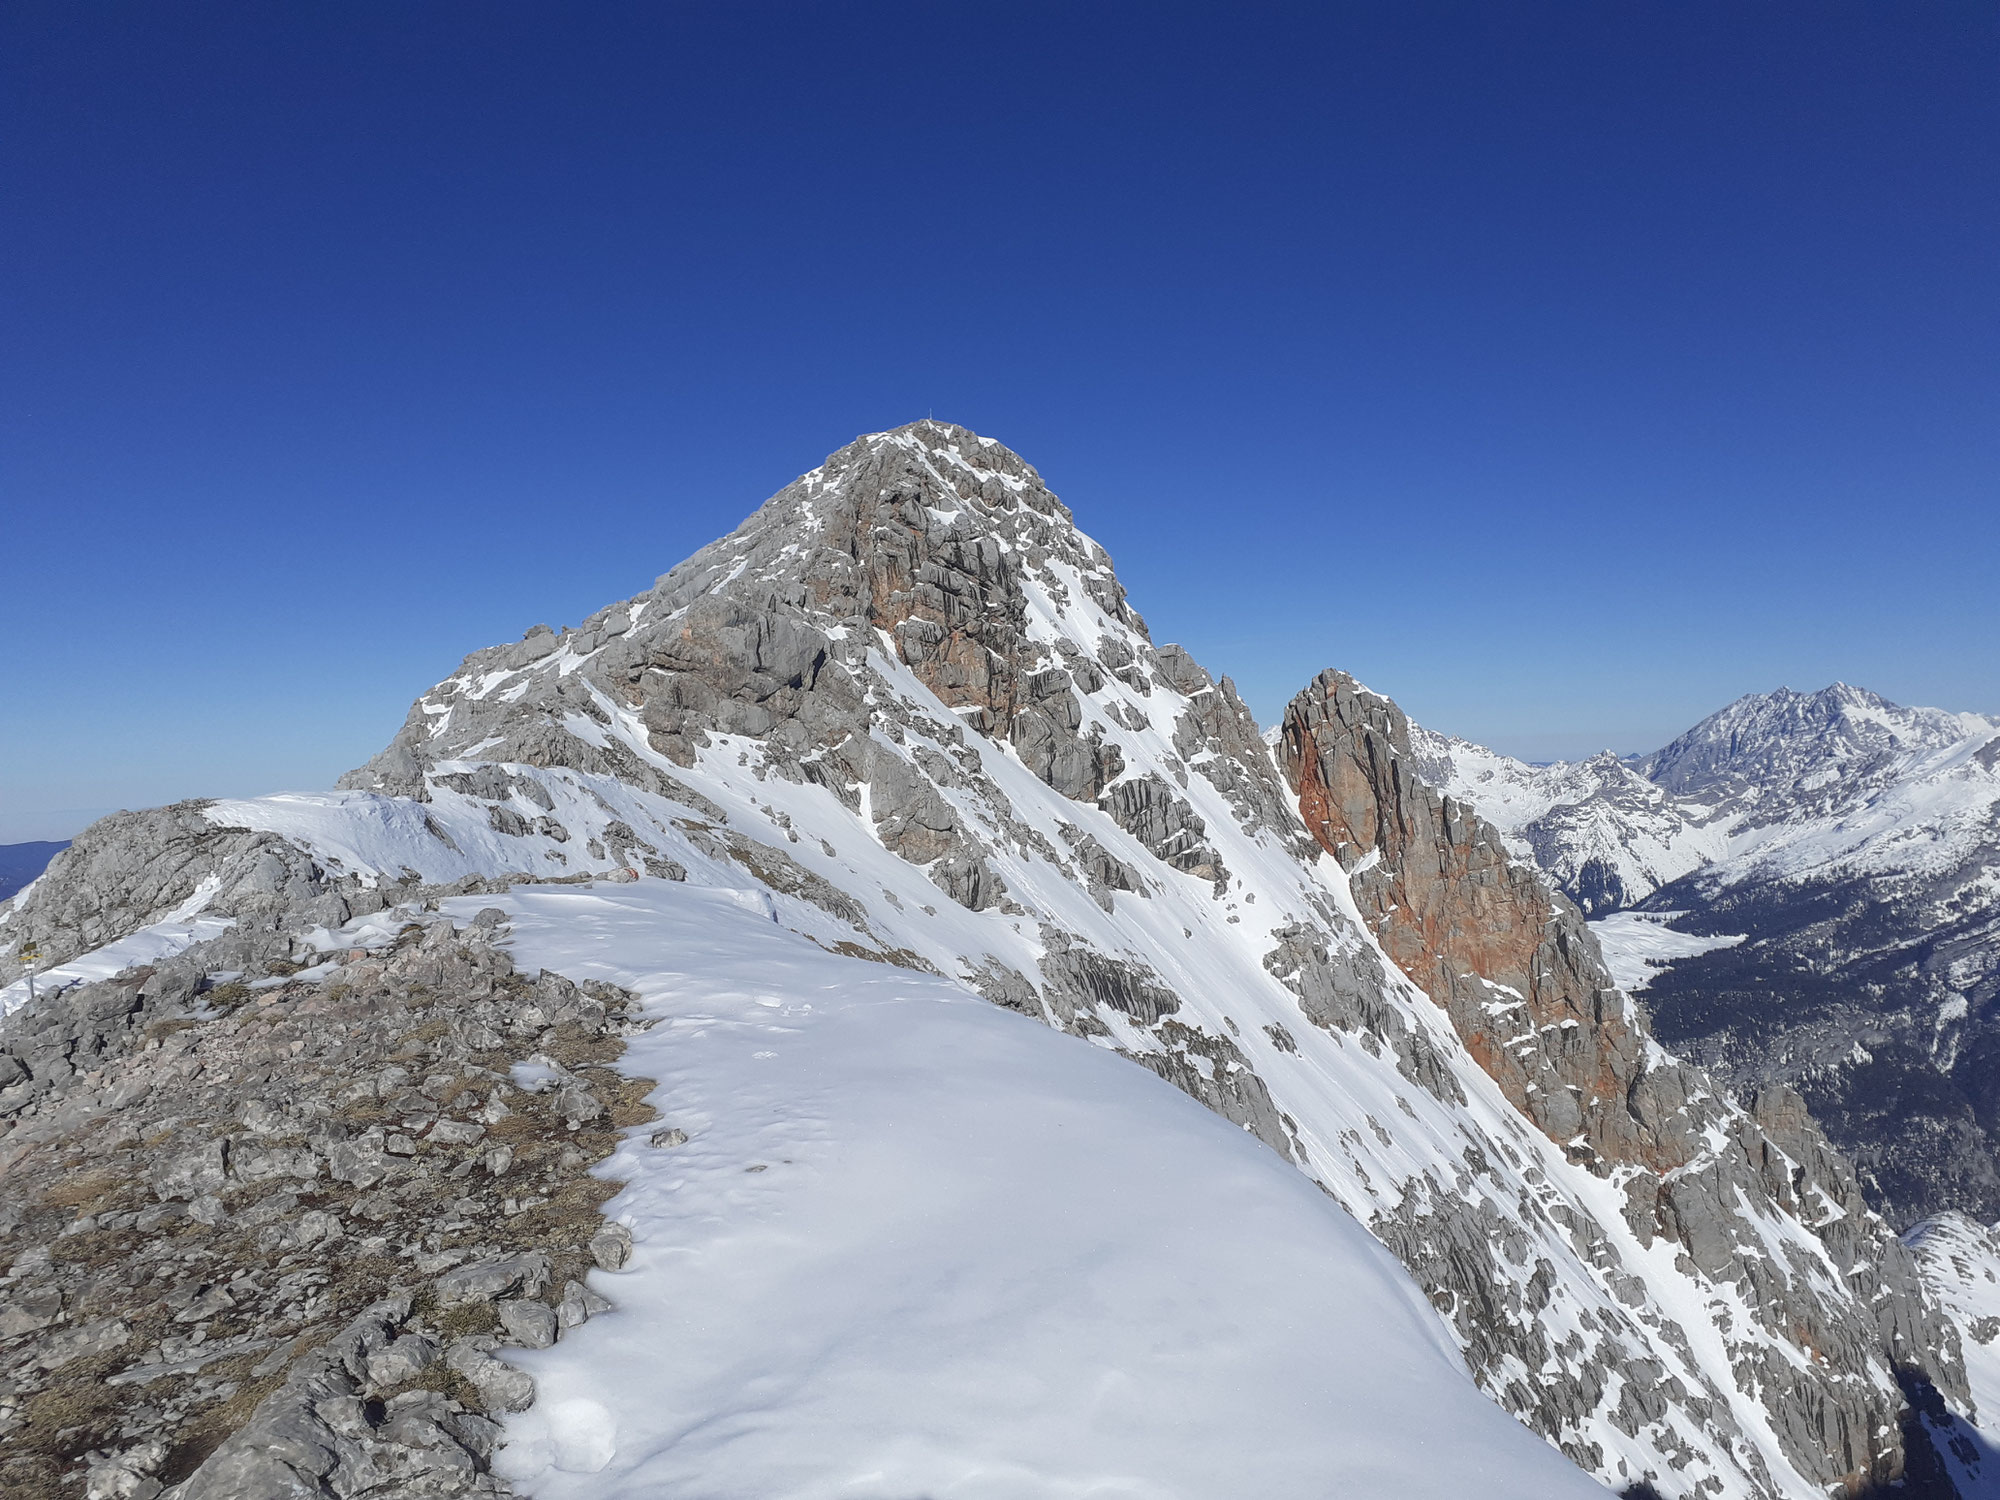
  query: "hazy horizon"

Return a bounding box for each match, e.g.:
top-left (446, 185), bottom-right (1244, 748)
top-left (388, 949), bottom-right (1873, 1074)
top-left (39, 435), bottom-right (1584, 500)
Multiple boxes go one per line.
top-left (6, 5), bottom-right (1994, 828)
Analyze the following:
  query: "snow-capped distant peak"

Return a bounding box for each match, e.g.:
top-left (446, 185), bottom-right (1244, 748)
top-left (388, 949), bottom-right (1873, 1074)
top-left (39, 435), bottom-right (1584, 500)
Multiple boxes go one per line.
top-left (1411, 684), bottom-right (2000, 915)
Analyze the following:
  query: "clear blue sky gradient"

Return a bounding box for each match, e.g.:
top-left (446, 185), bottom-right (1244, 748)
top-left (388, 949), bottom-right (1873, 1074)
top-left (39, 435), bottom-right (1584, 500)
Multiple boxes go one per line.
top-left (4, 3), bottom-right (1995, 838)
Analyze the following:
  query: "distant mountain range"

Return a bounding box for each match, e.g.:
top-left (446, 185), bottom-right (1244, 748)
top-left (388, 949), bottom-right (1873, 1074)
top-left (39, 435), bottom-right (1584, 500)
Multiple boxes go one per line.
top-left (1417, 685), bottom-right (2000, 1227)
top-left (0, 842), bottom-right (68, 903)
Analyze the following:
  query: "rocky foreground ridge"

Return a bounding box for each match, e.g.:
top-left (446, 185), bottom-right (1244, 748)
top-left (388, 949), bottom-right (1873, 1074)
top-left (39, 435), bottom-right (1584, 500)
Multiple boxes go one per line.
top-left (0, 877), bottom-right (652, 1500)
top-left (1, 420), bottom-right (1990, 1499)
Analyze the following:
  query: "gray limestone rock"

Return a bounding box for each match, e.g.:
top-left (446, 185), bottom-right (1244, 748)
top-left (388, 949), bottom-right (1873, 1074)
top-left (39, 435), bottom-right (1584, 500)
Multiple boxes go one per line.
top-left (445, 1340), bottom-right (536, 1415)
top-left (1039, 940), bottom-right (1180, 1025)
top-left (589, 1222), bottom-right (634, 1272)
top-left (366, 1334), bottom-right (439, 1390)
top-left (433, 1253), bottom-right (552, 1309)
top-left (1096, 775), bottom-right (1227, 889)
top-left (0, 802), bottom-right (336, 988)
top-left (1130, 1021), bottom-right (1296, 1162)
top-left (1057, 823), bottom-right (1146, 911)
top-left (928, 851), bottom-right (1005, 912)
top-left (556, 1279), bottom-right (612, 1333)
top-left (495, 1298), bottom-right (558, 1349)
top-left (2, 420), bottom-right (1976, 1500)
top-left (962, 958), bottom-right (1044, 1018)
top-left (1262, 922), bottom-right (1465, 1108)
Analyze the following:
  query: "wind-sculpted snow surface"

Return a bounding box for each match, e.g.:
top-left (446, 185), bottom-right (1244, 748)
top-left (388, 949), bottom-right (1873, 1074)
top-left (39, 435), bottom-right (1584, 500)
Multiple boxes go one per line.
top-left (0, 422), bottom-right (1975, 1497)
top-left (465, 881), bottom-right (1611, 1500)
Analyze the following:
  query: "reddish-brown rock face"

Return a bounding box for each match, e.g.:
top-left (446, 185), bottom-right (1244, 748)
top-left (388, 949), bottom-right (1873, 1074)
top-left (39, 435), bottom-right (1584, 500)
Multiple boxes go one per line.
top-left (1281, 669), bottom-right (1697, 1173)
top-left (1280, 667), bottom-right (1976, 1494)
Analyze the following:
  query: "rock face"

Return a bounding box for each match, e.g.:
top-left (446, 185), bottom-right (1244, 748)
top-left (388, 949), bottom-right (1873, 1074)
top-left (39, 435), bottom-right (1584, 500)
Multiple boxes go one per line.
top-left (1281, 668), bottom-right (1968, 1496)
top-left (342, 422), bottom-right (1148, 819)
top-left (0, 805), bottom-right (339, 989)
top-left (1284, 671), bottom-right (1682, 1170)
top-left (1412, 684), bottom-right (2000, 1232)
top-left (0, 421), bottom-right (1983, 1499)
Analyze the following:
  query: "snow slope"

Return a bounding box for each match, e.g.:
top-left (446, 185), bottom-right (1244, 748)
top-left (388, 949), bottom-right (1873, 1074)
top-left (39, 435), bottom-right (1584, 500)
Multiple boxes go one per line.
top-left (458, 880), bottom-right (1609, 1499)
top-left (1589, 911), bottom-right (1744, 994)
top-left (145, 669), bottom-right (1911, 1495)
top-left (1906, 1215), bottom-right (2000, 1498)
top-left (1912, 1215), bottom-right (2000, 1439)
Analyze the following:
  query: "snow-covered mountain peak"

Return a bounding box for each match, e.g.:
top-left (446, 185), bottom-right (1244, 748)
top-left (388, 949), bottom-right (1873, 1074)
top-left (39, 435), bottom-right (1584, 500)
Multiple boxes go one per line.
top-left (1, 425), bottom-right (1981, 1499)
top-left (1640, 682), bottom-right (1994, 809)
top-left (340, 418), bottom-right (1171, 810)
top-left (1414, 683), bottom-right (2000, 916)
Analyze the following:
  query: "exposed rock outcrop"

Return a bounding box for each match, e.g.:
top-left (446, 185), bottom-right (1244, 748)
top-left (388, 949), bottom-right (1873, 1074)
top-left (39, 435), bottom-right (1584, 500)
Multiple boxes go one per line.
top-left (342, 421), bottom-right (1147, 830)
top-left (0, 908), bottom-right (649, 1500)
top-left (1281, 667), bottom-right (1967, 1495)
top-left (0, 804), bottom-right (340, 989)
top-left (1413, 684), bottom-right (2000, 1231)
top-left (1282, 670), bottom-right (1694, 1170)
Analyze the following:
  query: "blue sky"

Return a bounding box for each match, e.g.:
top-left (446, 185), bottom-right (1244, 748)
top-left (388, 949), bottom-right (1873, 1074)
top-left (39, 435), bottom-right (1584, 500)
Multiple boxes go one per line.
top-left (4, 3), bottom-right (1995, 839)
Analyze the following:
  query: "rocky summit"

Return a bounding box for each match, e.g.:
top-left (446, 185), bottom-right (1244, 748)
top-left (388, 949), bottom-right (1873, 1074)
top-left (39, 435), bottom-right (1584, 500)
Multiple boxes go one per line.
top-left (2, 420), bottom-right (1994, 1499)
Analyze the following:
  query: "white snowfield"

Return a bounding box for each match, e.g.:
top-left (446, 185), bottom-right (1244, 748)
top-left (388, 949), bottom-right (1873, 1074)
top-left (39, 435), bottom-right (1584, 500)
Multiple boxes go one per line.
top-left (1906, 1215), bottom-right (2000, 1499)
top-left (172, 678), bottom-right (1906, 1498)
top-left (1589, 912), bottom-right (1745, 994)
top-left (449, 881), bottom-right (1609, 1499)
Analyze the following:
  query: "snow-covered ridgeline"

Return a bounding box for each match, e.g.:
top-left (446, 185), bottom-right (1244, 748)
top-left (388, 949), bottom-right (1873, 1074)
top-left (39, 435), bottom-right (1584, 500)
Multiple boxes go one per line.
top-left (166, 719), bottom-right (1839, 1494)
top-left (459, 880), bottom-right (1609, 1499)
top-left (0, 422), bottom-right (1969, 1498)
top-left (127, 661), bottom-right (1887, 1495)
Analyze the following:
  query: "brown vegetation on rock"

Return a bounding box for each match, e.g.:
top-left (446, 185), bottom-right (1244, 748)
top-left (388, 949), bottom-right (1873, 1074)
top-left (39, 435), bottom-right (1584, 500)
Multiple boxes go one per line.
top-left (0, 909), bottom-right (650, 1500)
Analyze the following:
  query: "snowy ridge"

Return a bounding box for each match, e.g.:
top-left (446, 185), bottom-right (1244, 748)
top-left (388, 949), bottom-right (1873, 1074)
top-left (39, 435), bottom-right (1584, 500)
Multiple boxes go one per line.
top-left (0, 422), bottom-right (1971, 1497)
top-left (459, 880), bottom-right (1606, 1499)
top-left (196, 709), bottom-right (1825, 1494)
